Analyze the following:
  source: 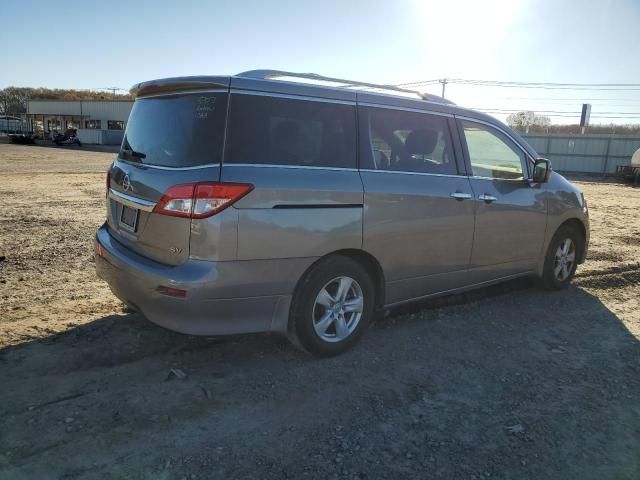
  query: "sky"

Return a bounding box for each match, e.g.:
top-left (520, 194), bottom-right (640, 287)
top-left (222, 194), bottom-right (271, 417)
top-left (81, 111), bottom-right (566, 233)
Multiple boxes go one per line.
top-left (1, 0), bottom-right (639, 124)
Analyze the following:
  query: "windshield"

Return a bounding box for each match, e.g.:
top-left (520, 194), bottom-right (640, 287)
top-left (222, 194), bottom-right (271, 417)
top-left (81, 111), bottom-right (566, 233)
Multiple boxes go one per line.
top-left (119, 93), bottom-right (228, 167)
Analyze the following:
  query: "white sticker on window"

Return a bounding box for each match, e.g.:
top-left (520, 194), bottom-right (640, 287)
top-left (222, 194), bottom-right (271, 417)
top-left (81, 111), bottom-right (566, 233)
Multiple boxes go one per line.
top-left (195, 96), bottom-right (216, 119)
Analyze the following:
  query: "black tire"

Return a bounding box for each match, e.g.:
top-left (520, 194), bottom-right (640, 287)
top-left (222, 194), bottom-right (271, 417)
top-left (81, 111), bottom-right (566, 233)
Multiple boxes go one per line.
top-left (289, 255), bottom-right (375, 357)
top-left (540, 225), bottom-right (583, 290)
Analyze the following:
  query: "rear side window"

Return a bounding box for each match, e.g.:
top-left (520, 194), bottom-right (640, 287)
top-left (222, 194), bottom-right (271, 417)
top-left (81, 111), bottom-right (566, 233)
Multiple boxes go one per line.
top-left (360, 107), bottom-right (457, 175)
top-left (119, 93), bottom-right (228, 168)
top-left (226, 94), bottom-right (357, 168)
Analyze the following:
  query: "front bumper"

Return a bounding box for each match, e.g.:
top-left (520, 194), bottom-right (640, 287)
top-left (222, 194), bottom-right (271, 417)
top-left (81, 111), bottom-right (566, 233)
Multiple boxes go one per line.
top-left (94, 224), bottom-right (293, 335)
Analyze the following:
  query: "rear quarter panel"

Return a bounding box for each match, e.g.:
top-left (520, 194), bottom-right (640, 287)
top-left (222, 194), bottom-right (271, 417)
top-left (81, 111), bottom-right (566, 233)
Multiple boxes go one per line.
top-left (221, 165), bottom-right (364, 260)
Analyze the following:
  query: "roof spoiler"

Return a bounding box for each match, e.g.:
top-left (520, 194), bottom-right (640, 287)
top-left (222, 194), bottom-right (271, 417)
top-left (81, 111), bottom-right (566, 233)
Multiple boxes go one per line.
top-left (130, 76), bottom-right (230, 97)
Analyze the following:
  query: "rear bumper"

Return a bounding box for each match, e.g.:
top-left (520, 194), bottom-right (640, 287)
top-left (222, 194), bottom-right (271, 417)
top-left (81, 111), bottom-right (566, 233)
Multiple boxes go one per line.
top-left (94, 224), bottom-right (298, 335)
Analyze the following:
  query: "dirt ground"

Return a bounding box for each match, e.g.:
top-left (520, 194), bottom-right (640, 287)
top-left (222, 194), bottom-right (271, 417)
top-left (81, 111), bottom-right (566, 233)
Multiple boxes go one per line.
top-left (0, 142), bottom-right (639, 479)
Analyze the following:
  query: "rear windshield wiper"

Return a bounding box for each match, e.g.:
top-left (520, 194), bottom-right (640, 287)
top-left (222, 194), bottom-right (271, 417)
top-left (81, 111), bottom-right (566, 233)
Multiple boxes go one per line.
top-left (120, 145), bottom-right (146, 161)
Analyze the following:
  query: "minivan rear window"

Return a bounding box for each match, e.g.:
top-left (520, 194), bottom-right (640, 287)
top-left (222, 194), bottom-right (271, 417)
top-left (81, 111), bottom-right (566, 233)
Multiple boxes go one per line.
top-left (226, 94), bottom-right (357, 168)
top-left (119, 93), bottom-right (228, 168)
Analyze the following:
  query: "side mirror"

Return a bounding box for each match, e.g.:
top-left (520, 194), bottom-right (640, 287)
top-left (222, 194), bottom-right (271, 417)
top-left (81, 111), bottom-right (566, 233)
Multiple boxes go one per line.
top-left (532, 158), bottom-right (551, 183)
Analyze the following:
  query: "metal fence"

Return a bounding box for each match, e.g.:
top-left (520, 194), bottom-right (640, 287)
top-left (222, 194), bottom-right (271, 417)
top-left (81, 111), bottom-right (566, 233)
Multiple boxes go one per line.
top-left (522, 134), bottom-right (640, 174)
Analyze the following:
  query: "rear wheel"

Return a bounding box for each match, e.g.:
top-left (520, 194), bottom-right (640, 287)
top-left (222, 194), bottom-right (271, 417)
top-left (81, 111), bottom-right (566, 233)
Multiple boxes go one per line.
top-left (541, 225), bottom-right (583, 290)
top-left (289, 256), bottom-right (374, 357)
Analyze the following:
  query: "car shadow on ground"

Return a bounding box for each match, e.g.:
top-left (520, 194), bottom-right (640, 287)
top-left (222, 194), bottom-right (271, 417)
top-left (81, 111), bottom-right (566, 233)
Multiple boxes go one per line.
top-left (1, 280), bottom-right (639, 479)
top-left (0, 137), bottom-right (120, 154)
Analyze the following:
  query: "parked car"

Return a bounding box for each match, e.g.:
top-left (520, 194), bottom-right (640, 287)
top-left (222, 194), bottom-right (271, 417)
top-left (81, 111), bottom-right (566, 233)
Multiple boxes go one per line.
top-left (95, 70), bottom-right (590, 356)
top-left (50, 128), bottom-right (82, 147)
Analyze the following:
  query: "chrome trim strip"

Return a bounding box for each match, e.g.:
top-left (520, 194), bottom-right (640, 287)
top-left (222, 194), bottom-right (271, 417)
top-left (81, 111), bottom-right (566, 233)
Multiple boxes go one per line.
top-left (359, 168), bottom-right (464, 179)
top-left (470, 175), bottom-right (525, 182)
top-left (223, 163), bottom-right (517, 180)
top-left (115, 159), bottom-right (220, 171)
top-left (273, 203), bottom-right (363, 209)
top-left (223, 163), bottom-right (359, 172)
top-left (109, 188), bottom-right (156, 212)
top-left (230, 89), bottom-right (356, 105)
top-left (357, 102), bottom-right (454, 118)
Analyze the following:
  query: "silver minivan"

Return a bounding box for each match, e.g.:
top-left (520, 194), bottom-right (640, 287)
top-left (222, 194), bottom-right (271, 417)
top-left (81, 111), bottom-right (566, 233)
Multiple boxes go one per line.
top-left (95, 70), bottom-right (589, 356)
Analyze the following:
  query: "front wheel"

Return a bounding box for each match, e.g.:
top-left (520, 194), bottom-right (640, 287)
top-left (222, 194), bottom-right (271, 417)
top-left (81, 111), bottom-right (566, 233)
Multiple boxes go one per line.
top-left (540, 225), bottom-right (583, 290)
top-left (289, 256), bottom-right (375, 357)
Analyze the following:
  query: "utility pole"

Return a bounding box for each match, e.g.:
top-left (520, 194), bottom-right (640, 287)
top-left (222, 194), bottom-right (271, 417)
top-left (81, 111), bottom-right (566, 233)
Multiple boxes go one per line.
top-left (100, 87), bottom-right (121, 98)
top-left (440, 78), bottom-right (448, 98)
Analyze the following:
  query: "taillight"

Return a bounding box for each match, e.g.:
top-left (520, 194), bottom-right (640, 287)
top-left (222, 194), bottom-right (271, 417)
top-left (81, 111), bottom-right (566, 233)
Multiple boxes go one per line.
top-left (154, 184), bottom-right (195, 217)
top-left (106, 170), bottom-right (111, 197)
top-left (153, 182), bottom-right (253, 218)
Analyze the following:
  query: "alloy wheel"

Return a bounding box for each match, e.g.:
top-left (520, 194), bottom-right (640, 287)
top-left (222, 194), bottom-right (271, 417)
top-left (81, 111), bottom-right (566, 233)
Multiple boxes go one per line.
top-left (554, 238), bottom-right (576, 281)
top-left (312, 276), bottom-right (364, 342)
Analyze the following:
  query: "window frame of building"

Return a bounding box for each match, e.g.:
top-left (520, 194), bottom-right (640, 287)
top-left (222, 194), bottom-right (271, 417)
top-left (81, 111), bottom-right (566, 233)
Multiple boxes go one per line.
top-left (108, 120), bottom-right (125, 130)
top-left (85, 119), bottom-right (102, 129)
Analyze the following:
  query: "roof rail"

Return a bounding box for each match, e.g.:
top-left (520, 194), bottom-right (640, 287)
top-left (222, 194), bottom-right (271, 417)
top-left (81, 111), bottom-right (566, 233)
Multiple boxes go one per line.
top-left (236, 70), bottom-right (454, 105)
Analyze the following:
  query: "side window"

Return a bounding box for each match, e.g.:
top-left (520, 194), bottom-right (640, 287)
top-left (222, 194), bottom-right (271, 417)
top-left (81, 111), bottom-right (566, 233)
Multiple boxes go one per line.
top-left (462, 121), bottom-right (525, 180)
top-left (226, 94), bottom-right (356, 168)
top-left (360, 107), bottom-right (457, 175)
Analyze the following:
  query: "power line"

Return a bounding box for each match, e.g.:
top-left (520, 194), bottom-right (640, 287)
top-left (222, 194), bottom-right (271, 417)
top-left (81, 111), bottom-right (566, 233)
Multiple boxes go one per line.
top-left (395, 78), bottom-right (640, 121)
top-left (470, 108), bottom-right (640, 115)
top-left (481, 99), bottom-right (640, 106)
top-left (398, 78), bottom-right (640, 91)
top-left (447, 79), bottom-right (640, 89)
top-left (477, 110), bottom-right (640, 119)
top-left (397, 79), bottom-right (441, 87)
top-left (478, 110), bottom-right (640, 117)
top-left (490, 96), bottom-right (640, 101)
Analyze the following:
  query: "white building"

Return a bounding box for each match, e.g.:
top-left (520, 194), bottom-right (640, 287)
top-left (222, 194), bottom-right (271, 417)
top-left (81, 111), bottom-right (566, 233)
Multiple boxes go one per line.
top-left (25, 99), bottom-right (133, 144)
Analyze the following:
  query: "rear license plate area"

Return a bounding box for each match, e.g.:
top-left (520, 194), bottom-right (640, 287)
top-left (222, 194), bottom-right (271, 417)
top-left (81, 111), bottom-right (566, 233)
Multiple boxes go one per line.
top-left (120, 205), bottom-right (139, 232)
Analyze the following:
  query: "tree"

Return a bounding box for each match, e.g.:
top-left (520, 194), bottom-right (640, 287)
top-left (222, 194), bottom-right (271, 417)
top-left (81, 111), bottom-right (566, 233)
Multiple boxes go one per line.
top-left (0, 87), bottom-right (32, 115)
top-left (506, 111), bottom-right (552, 132)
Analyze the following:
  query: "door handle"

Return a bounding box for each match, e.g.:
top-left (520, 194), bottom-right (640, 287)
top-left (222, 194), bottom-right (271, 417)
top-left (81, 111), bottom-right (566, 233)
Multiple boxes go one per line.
top-left (450, 192), bottom-right (473, 200)
top-left (478, 194), bottom-right (498, 203)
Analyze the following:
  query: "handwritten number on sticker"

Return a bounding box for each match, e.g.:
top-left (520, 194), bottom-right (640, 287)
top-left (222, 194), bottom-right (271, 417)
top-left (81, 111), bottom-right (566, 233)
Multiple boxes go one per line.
top-left (195, 96), bottom-right (216, 119)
